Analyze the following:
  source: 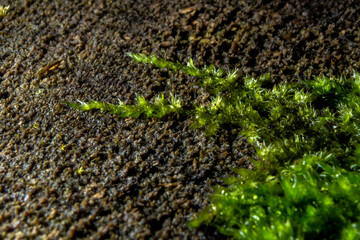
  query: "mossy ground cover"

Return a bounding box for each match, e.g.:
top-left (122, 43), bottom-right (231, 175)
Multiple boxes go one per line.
top-left (2, 0), bottom-right (360, 239)
top-left (68, 54), bottom-right (360, 240)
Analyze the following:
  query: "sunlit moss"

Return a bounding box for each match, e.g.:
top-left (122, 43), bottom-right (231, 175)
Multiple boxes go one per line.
top-left (77, 167), bottom-right (84, 175)
top-left (0, 5), bottom-right (10, 19)
top-left (65, 93), bottom-right (183, 119)
top-left (67, 54), bottom-right (360, 239)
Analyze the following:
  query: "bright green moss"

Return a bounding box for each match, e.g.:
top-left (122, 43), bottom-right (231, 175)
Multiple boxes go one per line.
top-left (67, 54), bottom-right (360, 239)
top-left (65, 93), bottom-right (183, 118)
top-left (190, 152), bottom-right (360, 240)
top-left (0, 5), bottom-right (10, 19)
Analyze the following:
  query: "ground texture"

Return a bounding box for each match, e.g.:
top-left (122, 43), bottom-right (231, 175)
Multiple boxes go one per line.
top-left (0, 0), bottom-right (359, 239)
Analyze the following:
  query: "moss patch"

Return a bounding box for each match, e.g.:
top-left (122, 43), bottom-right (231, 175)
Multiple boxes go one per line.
top-left (67, 54), bottom-right (360, 240)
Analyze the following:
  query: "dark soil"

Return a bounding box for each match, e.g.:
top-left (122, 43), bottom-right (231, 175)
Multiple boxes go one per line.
top-left (0, 0), bottom-right (359, 239)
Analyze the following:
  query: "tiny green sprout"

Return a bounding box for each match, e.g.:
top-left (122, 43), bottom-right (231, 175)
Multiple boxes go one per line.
top-left (169, 94), bottom-right (182, 111)
top-left (36, 89), bottom-right (45, 95)
top-left (66, 53), bottom-right (360, 239)
top-left (0, 5), bottom-right (10, 19)
top-left (77, 167), bottom-right (84, 175)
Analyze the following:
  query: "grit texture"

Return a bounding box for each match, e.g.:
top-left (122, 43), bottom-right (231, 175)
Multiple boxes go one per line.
top-left (0, 0), bottom-right (359, 239)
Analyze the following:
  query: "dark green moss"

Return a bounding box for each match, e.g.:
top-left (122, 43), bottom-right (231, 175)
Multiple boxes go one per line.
top-left (67, 54), bottom-right (360, 240)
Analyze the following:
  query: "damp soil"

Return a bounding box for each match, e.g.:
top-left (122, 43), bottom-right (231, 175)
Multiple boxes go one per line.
top-left (0, 0), bottom-right (359, 239)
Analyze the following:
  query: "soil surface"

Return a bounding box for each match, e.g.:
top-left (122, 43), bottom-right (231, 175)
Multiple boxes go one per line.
top-left (0, 0), bottom-right (359, 239)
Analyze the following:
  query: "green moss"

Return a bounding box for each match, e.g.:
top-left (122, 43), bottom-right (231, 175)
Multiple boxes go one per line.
top-left (66, 54), bottom-right (360, 240)
top-left (0, 5), bottom-right (10, 19)
top-left (65, 93), bottom-right (183, 118)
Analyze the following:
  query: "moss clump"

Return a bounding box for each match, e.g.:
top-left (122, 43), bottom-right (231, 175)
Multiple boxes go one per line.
top-left (67, 54), bottom-right (360, 240)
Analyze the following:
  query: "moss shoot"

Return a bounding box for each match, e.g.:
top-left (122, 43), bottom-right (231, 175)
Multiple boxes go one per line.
top-left (66, 54), bottom-right (360, 240)
top-left (0, 5), bottom-right (10, 19)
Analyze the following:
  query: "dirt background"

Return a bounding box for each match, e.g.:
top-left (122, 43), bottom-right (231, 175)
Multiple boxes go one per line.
top-left (0, 0), bottom-right (359, 239)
